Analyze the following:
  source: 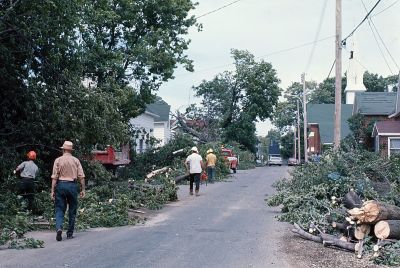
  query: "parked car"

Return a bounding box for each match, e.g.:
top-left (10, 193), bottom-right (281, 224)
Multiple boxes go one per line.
top-left (288, 157), bottom-right (299, 166)
top-left (268, 155), bottom-right (282, 166)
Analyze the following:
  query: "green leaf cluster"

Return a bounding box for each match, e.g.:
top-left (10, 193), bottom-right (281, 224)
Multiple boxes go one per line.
top-left (193, 49), bottom-right (281, 152)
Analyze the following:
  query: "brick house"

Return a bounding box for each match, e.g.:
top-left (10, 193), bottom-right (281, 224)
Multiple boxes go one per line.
top-left (353, 92), bottom-right (400, 156)
top-left (372, 121), bottom-right (400, 157)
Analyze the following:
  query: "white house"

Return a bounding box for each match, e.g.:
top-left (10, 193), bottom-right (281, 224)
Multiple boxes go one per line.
top-left (129, 98), bottom-right (171, 153)
top-left (129, 110), bottom-right (159, 153)
top-left (146, 99), bottom-right (171, 147)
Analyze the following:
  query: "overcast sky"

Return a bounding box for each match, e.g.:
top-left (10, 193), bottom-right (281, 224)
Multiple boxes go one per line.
top-left (158, 0), bottom-right (400, 136)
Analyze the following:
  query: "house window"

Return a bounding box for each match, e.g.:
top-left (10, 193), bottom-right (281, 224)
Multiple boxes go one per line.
top-left (389, 138), bottom-right (400, 156)
top-left (139, 139), bottom-right (144, 153)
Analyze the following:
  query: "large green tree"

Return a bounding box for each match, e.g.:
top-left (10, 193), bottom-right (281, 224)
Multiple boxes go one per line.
top-left (0, 0), bottom-right (197, 178)
top-left (193, 49), bottom-right (281, 152)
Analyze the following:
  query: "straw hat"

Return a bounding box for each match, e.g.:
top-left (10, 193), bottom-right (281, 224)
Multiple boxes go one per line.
top-left (60, 141), bottom-right (74, 151)
top-left (207, 149), bottom-right (214, 154)
top-left (191, 146), bottom-right (198, 153)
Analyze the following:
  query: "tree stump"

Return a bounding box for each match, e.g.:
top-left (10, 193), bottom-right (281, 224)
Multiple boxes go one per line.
top-left (374, 220), bottom-right (400, 240)
top-left (348, 200), bottom-right (400, 224)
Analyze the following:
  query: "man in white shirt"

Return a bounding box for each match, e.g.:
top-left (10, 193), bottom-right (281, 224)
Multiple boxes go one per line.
top-left (185, 146), bottom-right (204, 196)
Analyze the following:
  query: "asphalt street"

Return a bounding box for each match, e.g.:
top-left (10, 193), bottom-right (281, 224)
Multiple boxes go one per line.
top-left (0, 166), bottom-right (294, 268)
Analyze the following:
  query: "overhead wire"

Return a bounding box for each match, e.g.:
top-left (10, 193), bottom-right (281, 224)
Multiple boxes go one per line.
top-left (305, 0), bottom-right (328, 73)
top-left (361, 0), bottom-right (399, 71)
top-left (195, 0), bottom-right (245, 19)
top-left (361, 0), bottom-right (394, 74)
top-left (342, 0), bottom-right (382, 45)
top-left (174, 35), bottom-right (335, 78)
top-left (371, 0), bottom-right (400, 17)
top-left (327, 0), bottom-right (384, 78)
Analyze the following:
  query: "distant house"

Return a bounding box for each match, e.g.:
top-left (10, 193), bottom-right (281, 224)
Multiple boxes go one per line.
top-left (353, 92), bottom-right (398, 150)
top-left (365, 91), bottom-right (400, 157)
top-left (307, 104), bottom-right (353, 154)
top-left (129, 98), bottom-right (172, 153)
top-left (372, 121), bottom-right (400, 157)
top-left (146, 99), bottom-right (171, 147)
top-left (129, 110), bottom-right (159, 153)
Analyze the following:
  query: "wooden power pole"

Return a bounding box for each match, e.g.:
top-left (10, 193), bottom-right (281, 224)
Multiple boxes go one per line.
top-left (302, 73), bottom-right (308, 163)
top-left (297, 100), bottom-right (301, 163)
top-left (334, 0), bottom-right (342, 149)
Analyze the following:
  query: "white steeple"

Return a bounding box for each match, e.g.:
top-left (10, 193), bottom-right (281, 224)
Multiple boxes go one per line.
top-left (344, 38), bottom-right (366, 104)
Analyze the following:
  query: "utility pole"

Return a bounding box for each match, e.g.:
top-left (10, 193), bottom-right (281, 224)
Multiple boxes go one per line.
top-left (302, 73), bottom-right (308, 163)
top-left (297, 100), bottom-right (301, 164)
top-left (334, 0), bottom-right (342, 149)
top-left (293, 127), bottom-right (296, 159)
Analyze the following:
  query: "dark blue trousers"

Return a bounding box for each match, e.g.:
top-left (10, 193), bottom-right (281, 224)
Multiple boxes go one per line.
top-left (55, 181), bottom-right (78, 235)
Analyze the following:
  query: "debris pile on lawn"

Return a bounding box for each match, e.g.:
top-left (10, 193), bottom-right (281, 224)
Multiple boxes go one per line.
top-left (267, 145), bottom-right (400, 266)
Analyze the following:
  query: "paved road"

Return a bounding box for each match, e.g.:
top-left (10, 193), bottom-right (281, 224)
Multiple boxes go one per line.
top-left (1, 166), bottom-right (293, 268)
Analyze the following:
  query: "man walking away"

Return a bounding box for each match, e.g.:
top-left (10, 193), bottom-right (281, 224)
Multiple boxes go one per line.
top-left (14, 151), bottom-right (39, 211)
top-left (185, 147), bottom-right (204, 196)
top-left (206, 149), bottom-right (217, 183)
top-left (51, 141), bottom-right (85, 241)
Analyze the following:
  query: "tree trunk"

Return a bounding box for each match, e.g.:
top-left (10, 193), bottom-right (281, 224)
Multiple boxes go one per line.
top-left (374, 220), bottom-right (400, 240)
top-left (320, 233), bottom-right (359, 252)
top-left (331, 221), bottom-right (354, 239)
top-left (354, 224), bottom-right (371, 240)
top-left (348, 200), bottom-right (400, 224)
top-left (343, 190), bottom-right (362, 209)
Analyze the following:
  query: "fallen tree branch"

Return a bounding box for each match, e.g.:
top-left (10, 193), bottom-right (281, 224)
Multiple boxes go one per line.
top-left (292, 223), bottom-right (322, 243)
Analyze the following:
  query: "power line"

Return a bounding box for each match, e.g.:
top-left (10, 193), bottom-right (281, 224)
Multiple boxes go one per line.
top-left (361, 0), bottom-right (394, 74)
top-left (196, 0), bottom-right (245, 19)
top-left (342, 0), bottom-right (382, 44)
top-left (305, 0), bottom-right (328, 73)
top-left (174, 35), bottom-right (335, 77)
top-left (372, 0), bottom-right (400, 17)
top-left (361, 0), bottom-right (400, 71)
top-left (326, 59), bottom-right (335, 79)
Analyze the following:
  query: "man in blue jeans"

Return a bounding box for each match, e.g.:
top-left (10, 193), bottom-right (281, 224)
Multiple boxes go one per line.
top-left (51, 141), bottom-right (85, 241)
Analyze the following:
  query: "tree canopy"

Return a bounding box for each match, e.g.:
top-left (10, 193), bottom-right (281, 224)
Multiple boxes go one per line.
top-left (0, 0), bottom-right (198, 178)
top-left (191, 49), bottom-right (281, 151)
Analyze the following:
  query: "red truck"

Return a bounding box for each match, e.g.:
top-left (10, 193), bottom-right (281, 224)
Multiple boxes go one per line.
top-left (221, 148), bottom-right (239, 173)
top-left (92, 144), bottom-right (130, 170)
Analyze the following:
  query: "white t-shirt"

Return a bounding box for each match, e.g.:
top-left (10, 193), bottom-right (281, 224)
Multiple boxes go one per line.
top-left (185, 153), bottom-right (203, 174)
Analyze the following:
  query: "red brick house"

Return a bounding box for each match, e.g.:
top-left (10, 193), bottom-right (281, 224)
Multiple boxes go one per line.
top-left (372, 121), bottom-right (400, 157)
top-left (353, 91), bottom-right (400, 157)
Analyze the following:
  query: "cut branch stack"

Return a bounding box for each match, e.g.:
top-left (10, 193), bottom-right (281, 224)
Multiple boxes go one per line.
top-left (291, 190), bottom-right (400, 260)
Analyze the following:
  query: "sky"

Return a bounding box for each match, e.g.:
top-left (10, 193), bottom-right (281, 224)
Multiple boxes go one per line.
top-left (157, 0), bottom-right (400, 136)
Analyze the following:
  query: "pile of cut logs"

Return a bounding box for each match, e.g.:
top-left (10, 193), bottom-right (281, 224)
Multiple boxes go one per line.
top-left (292, 190), bottom-right (400, 259)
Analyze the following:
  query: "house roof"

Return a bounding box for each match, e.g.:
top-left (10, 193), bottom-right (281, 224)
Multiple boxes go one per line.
top-left (307, 104), bottom-right (353, 144)
top-left (372, 121), bottom-right (400, 137)
top-left (353, 92), bottom-right (397, 115)
top-left (146, 98), bottom-right (171, 122)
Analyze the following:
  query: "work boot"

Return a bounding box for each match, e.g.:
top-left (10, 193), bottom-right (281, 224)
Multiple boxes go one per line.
top-left (66, 232), bottom-right (74, 239)
top-left (56, 229), bottom-right (62, 241)
top-left (195, 190), bottom-right (199, 196)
